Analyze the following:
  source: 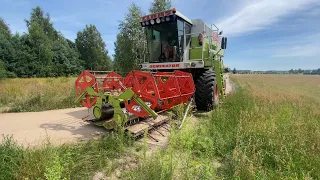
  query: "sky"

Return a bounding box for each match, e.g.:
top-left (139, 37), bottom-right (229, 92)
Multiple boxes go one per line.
top-left (1, 0), bottom-right (320, 70)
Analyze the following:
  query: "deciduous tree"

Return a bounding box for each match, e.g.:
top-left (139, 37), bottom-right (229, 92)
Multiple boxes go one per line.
top-left (76, 25), bottom-right (112, 71)
top-left (149, 0), bottom-right (172, 13)
top-left (233, 68), bottom-right (237, 74)
top-left (0, 18), bottom-right (16, 77)
top-left (113, 3), bottom-right (146, 73)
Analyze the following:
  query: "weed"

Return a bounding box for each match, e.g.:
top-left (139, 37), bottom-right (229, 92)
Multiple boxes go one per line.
top-left (123, 150), bottom-right (175, 180)
top-left (1, 74), bottom-right (320, 179)
top-left (0, 77), bottom-right (79, 112)
top-left (0, 135), bottom-right (23, 180)
top-left (124, 75), bottom-right (320, 179)
top-left (0, 132), bottom-right (134, 179)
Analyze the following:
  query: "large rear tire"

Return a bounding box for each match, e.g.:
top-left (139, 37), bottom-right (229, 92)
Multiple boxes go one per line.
top-left (195, 69), bottom-right (219, 111)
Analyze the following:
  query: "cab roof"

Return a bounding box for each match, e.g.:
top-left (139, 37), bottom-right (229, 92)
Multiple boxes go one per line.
top-left (140, 8), bottom-right (193, 25)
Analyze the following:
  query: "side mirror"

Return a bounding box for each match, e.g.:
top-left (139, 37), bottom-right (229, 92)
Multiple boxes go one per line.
top-left (221, 37), bottom-right (227, 49)
top-left (219, 31), bottom-right (223, 35)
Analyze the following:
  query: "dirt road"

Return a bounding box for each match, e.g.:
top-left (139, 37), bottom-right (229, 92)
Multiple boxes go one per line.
top-left (224, 73), bottom-right (235, 94)
top-left (0, 75), bottom-right (234, 147)
top-left (0, 107), bottom-right (107, 146)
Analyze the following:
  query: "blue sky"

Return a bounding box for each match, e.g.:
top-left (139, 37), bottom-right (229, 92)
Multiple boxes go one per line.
top-left (1, 0), bottom-right (320, 70)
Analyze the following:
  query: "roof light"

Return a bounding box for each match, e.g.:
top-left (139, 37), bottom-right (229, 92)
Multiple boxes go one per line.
top-left (150, 19), bottom-right (155, 25)
top-left (156, 18), bottom-right (161, 24)
top-left (172, 8), bottom-right (177, 13)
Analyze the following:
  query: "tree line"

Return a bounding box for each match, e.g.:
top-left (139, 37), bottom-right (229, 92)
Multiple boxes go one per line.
top-left (0, 0), bottom-right (171, 78)
top-left (0, 7), bottom-right (112, 78)
top-left (288, 68), bottom-right (320, 75)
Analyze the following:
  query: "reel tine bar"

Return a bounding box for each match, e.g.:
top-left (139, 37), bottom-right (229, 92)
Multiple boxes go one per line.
top-left (75, 70), bottom-right (195, 118)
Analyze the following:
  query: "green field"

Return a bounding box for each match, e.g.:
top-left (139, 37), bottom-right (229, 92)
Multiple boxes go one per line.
top-left (0, 77), bottom-right (78, 112)
top-left (1, 74), bottom-right (320, 179)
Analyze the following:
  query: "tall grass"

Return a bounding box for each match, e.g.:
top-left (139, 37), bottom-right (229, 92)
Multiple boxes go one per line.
top-left (228, 75), bottom-right (320, 179)
top-left (1, 74), bottom-right (319, 179)
top-left (124, 74), bottom-right (320, 179)
top-left (0, 132), bottom-right (134, 179)
top-left (0, 77), bottom-right (79, 112)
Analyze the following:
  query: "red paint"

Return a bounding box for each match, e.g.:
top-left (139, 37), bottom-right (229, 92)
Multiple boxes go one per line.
top-left (102, 72), bottom-right (124, 91)
top-left (75, 70), bottom-right (195, 119)
top-left (124, 70), bottom-right (195, 117)
top-left (199, 32), bottom-right (205, 45)
top-left (149, 64), bottom-right (180, 68)
top-left (141, 10), bottom-right (173, 21)
top-left (213, 32), bottom-right (221, 44)
top-left (75, 70), bottom-right (98, 108)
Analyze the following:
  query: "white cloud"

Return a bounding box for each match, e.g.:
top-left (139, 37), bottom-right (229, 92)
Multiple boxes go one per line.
top-left (272, 44), bottom-right (320, 58)
top-left (254, 32), bottom-right (320, 58)
top-left (217, 0), bottom-right (319, 36)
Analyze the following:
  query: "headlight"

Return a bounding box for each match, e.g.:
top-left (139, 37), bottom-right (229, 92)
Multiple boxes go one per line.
top-left (150, 19), bottom-right (155, 25)
top-left (156, 18), bottom-right (161, 24)
top-left (145, 21), bottom-right (149, 25)
top-left (161, 17), bottom-right (165, 22)
top-left (165, 16), bottom-right (170, 21)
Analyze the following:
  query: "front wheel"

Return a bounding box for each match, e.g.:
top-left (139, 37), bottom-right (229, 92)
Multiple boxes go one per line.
top-left (195, 69), bottom-right (219, 111)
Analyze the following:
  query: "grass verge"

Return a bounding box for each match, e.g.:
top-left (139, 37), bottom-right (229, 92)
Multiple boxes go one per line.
top-left (0, 77), bottom-right (79, 112)
top-left (0, 131), bottom-right (134, 179)
top-left (123, 75), bottom-right (320, 179)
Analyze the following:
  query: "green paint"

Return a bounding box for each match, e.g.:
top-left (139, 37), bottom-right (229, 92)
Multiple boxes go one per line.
top-left (93, 106), bottom-right (102, 119)
top-left (213, 59), bottom-right (224, 100)
top-left (75, 87), bottom-right (157, 130)
top-left (189, 33), bottom-right (226, 101)
top-left (102, 120), bottom-right (117, 130)
top-left (189, 35), bottom-right (224, 64)
top-left (108, 95), bottom-right (126, 126)
top-left (189, 37), bottom-right (202, 60)
top-left (133, 95), bottom-right (158, 119)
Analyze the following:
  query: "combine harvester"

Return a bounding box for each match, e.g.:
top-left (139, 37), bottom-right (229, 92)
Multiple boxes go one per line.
top-left (75, 8), bottom-right (228, 137)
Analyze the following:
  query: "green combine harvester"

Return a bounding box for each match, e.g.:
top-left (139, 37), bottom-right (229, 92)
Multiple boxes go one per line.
top-left (139, 7), bottom-right (228, 110)
top-left (75, 8), bottom-right (228, 136)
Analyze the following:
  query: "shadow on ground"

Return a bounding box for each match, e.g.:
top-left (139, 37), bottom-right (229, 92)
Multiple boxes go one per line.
top-left (66, 107), bottom-right (94, 120)
top-left (39, 108), bottom-right (109, 141)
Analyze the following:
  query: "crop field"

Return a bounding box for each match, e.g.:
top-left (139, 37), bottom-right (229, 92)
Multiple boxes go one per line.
top-left (1, 74), bottom-right (320, 179)
top-left (223, 74), bottom-right (320, 178)
top-left (0, 77), bottom-right (77, 112)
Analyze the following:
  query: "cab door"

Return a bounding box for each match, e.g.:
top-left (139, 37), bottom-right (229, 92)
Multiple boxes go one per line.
top-left (152, 30), bottom-right (161, 62)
